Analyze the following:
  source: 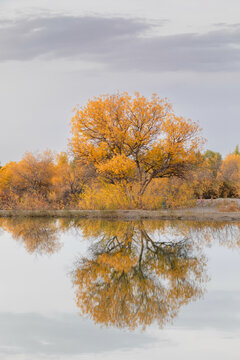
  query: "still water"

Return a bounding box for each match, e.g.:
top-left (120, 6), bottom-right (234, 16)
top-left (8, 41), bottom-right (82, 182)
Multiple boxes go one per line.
top-left (0, 218), bottom-right (239, 359)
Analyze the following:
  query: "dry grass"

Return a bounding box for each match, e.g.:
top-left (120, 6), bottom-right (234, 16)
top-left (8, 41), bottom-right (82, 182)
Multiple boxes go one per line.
top-left (217, 199), bottom-right (240, 212)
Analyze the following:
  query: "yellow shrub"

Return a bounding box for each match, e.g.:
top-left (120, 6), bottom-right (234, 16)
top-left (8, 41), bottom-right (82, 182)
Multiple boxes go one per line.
top-left (79, 183), bottom-right (132, 210)
top-left (142, 178), bottom-right (196, 209)
top-left (78, 178), bottom-right (196, 210)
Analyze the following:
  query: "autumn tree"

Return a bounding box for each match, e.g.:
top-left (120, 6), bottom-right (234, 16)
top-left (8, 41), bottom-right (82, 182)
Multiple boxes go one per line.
top-left (71, 93), bottom-right (202, 204)
top-left (11, 151), bottom-right (55, 196)
top-left (0, 151), bottom-right (57, 209)
top-left (0, 161), bottom-right (19, 208)
top-left (52, 152), bottom-right (94, 205)
top-left (233, 145), bottom-right (240, 155)
top-left (187, 150), bottom-right (222, 199)
top-left (204, 150), bottom-right (222, 177)
top-left (219, 153), bottom-right (240, 197)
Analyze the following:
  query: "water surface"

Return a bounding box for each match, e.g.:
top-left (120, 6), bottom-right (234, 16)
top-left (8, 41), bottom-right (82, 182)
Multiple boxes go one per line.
top-left (0, 218), bottom-right (239, 359)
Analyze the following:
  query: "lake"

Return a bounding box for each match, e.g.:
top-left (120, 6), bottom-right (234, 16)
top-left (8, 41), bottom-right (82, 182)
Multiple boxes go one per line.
top-left (0, 218), bottom-right (239, 360)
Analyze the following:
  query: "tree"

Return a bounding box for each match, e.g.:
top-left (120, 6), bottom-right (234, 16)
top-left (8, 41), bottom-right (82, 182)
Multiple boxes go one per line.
top-left (219, 153), bottom-right (240, 197)
top-left (233, 145), bottom-right (240, 155)
top-left (52, 152), bottom-right (94, 205)
top-left (204, 150), bottom-right (222, 177)
top-left (0, 151), bottom-right (57, 209)
top-left (71, 93), bottom-right (202, 204)
top-left (11, 151), bottom-right (55, 197)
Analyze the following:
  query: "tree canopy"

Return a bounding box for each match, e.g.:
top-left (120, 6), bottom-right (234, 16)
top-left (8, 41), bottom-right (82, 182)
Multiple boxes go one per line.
top-left (71, 92), bottom-right (203, 202)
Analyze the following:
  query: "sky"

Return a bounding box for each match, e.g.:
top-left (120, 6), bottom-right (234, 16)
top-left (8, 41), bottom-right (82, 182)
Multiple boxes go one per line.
top-left (0, 0), bottom-right (240, 164)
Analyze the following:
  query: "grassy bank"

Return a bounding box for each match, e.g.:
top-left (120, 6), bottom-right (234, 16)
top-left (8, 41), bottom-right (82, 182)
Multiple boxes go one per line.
top-left (0, 207), bottom-right (240, 221)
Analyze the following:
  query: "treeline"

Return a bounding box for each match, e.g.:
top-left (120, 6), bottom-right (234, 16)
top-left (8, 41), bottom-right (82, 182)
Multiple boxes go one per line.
top-left (0, 151), bottom-right (93, 209)
top-left (0, 146), bottom-right (239, 210)
top-left (1, 93), bottom-right (240, 210)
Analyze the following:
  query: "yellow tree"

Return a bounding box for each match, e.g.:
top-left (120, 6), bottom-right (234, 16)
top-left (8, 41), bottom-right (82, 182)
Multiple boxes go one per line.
top-left (71, 93), bottom-right (202, 204)
top-left (52, 152), bottom-right (94, 205)
top-left (219, 153), bottom-right (240, 197)
top-left (0, 161), bottom-right (18, 208)
top-left (12, 151), bottom-right (55, 197)
top-left (0, 151), bottom-right (56, 209)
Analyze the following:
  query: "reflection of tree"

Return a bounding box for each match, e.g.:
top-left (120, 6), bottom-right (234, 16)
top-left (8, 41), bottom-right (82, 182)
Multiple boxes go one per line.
top-left (170, 220), bottom-right (240, 249)
top-left (72, 221), bottom-right (208, 330)
top-left (0, 217), bottom-right (61, 254)
top-left (61, 218), bottom-right (240, 250)
top-left (1, 217), bottom-right (239, 330)
top-left (190, 222), bottom-right (240, 249)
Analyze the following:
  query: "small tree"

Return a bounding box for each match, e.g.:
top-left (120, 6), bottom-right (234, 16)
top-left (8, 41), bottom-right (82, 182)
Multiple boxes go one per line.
top-left (52, 152), bottom-right (94, 204)
top-left (219, 153), bottom-right (240, 197)
top-left (233, 145), bottom-right (240, 155)
top-left (204, 150), bottom-right (222, 177)
top-left (12, 151), bottom-right (55, 197)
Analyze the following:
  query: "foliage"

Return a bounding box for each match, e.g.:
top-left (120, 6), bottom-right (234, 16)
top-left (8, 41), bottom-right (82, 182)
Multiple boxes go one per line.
top-left (219, 153), bottom-right (240, 197)
top-left (0, 151), bottom-right (91, 209)
top-left (0, 88), bottom-right (239, 210)
top-left (71, 92), bottom-right (202, 205)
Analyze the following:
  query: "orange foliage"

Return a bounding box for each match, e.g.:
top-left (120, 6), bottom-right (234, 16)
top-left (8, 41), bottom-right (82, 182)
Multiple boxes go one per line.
top-left (219, 153), bottom-right (240, 197)
top-left (0, 151), bottom-right (89, 209)
top-left (71, 92), bottom-right (202, 205)
top-left (1, 91), bottom-right (240, 210)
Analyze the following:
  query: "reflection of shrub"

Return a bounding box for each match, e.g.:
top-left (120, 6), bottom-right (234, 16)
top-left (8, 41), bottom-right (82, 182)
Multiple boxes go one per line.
top-left (0, 217), bottom-right (61, 254)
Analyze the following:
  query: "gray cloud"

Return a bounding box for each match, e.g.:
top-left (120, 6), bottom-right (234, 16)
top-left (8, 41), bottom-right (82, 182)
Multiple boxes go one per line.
top-left (213, 22), bottom-right (240, 28)
top-left (0, 291), bottom-right (239, 356)
top-left (0, 312), bottom-right (155, 356)
top-left (0, 16), bottom-right (150, 61)
top-left (175, 290), bottom-right (240, 331)
top-left (1, 15), bottom-right (240, 71)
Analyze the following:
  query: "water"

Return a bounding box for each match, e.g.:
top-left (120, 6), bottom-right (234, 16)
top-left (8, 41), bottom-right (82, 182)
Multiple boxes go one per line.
top-left (0, 218), bottom-right (239, 360)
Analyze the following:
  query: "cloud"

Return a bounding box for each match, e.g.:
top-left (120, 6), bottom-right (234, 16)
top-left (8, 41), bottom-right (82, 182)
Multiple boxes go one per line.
top-left (0, 312), bottom-right (155, 355)
top-left (0, 15), bottom-right (240, 72)
top-left (0, 291), bottom-right (238, 356)
top-left (175, 290), bottom-right (240, 331)
top-left (213, 22), bottom-right (240, 29)
top-left (0, 16), bottom-right (150, 61)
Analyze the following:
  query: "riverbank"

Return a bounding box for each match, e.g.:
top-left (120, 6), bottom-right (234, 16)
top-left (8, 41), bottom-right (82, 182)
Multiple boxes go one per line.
top-left (0, 199), bottom-right (239, 221)
top-left (0, 207), bottom-right (239, 222)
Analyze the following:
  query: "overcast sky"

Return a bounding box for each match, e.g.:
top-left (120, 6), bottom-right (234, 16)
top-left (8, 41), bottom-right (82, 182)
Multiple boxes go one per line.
top-left (0, 0), bottom-right (240, 164)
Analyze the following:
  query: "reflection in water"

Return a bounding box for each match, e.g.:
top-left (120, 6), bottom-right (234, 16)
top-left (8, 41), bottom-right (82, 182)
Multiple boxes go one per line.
top-left (73, 221), bottom-right (207, 329)
top-left (0, 217), bottom-right (61, 254)
top-left (0, 218), bottom-right (240, 330)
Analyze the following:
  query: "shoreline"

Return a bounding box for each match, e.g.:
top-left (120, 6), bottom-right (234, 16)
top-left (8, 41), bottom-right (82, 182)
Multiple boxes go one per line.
top-left (0, 208), bottom-right (240, 221)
